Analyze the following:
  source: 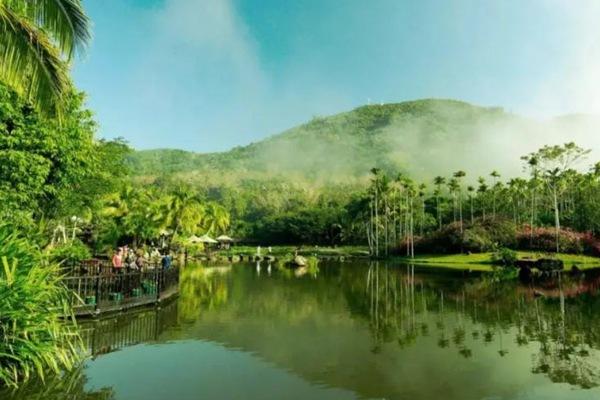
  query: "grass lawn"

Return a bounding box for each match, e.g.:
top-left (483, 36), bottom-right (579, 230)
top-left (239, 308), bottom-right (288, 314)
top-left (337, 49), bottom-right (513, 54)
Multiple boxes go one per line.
top-left (218, 245), bottom-right (370, 257)
top-left (217, 245), bottom-right (600, 272)
top-left (397, 251), bottom-right (600, 271)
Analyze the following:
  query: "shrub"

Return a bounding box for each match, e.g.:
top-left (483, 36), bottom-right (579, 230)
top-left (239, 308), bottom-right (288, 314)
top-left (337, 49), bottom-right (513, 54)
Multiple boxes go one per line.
top-left (398, 218), bottom-right (517, 254)
top-left (46, 239), bottom-right (92, 265)
top-left (517, 226), bottom-right (586, 254)
top-left (0, 225), bottom-right (83, 388)
top-left (491, 247), bottom-right (518, 266)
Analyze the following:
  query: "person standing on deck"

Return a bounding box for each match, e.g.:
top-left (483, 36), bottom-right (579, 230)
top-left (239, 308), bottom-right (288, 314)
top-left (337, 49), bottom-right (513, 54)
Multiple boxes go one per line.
top-left (135, 251), bottom-right (145, 271)
top-left (161, 253), bottom-right (172, 270)
top-left (112, 248), bottom-right (123, 274)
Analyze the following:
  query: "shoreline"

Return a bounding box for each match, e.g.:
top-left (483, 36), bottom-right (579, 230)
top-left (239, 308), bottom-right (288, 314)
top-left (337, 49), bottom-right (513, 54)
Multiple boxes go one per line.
top-left (206, 246), bottom-right (600, 272)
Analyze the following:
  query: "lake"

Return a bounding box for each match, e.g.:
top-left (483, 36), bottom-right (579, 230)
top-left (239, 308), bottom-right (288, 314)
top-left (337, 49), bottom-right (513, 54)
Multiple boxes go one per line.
top-left (3, 260), bottom-right (600, 400)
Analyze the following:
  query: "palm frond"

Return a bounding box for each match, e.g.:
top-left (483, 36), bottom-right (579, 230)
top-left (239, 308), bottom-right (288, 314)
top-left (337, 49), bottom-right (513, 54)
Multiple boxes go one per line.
top-left (25, 0), bottom-right (91, 58)
top-left (0, 4), bottom-right (76, 115)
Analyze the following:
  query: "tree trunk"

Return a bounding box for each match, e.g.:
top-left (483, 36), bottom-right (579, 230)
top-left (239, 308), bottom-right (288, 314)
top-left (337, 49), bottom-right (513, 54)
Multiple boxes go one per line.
top-left (553, 188), bottom-right (560, 253)
top-left (375, 188), bottom-right (379, 257)
top-left (436, 194), bottom-right (441, 229)
top-left (470, 196), bottom-right (474, 224)
top-left (458, 192), bottom-right (463, 233)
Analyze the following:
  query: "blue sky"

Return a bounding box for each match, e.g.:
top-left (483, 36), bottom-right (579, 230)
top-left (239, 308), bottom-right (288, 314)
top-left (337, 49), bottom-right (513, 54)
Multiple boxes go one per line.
top-left (73, 0), bottom-right (600, 152)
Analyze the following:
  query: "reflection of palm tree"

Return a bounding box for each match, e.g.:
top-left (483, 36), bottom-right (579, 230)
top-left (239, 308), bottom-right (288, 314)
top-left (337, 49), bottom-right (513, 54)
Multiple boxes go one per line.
top-left (458, 347), bottom-right (472, 358)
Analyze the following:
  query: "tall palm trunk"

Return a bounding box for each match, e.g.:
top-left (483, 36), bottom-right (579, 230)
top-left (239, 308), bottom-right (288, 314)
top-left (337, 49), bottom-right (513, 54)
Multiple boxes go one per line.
top-left (436, 194), bottom-right (441, 229)
top-left (375, 188), bottom-right (379, 257)
top-left (470, 195), bottom-right (474, 224)
top-left (458, 192), bottom-right (463, 233)
top-left (421, 198), bottom-right (425, 237)
top-left (530, 188), bottom-right (536, 245)
top-left (553, 188), bottom-right (560, 253)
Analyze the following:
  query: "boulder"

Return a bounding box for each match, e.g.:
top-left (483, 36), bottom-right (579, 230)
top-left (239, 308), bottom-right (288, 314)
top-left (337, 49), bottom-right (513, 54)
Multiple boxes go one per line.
top-left (294, 256), bottom-right (307, 267)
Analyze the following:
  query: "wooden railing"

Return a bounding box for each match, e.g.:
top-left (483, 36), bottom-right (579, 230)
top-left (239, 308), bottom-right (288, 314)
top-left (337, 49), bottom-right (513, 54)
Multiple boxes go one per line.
top-left (63, 263), bottom-right (180, 316)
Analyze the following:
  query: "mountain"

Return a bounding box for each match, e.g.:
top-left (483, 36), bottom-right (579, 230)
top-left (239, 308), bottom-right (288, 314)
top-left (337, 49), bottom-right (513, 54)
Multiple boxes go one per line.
top-left (128, 99), bottom-right (600, 183)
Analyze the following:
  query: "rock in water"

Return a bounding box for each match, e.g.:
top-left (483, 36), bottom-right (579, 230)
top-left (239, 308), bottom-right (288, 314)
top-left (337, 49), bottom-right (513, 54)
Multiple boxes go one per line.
top-left (294, 256), bottom-right (307, 266)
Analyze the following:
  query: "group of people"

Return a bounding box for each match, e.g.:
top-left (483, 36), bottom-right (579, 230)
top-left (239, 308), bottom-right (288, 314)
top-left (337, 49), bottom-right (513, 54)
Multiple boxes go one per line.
top-left (111, 246), bottom-right (172, 273)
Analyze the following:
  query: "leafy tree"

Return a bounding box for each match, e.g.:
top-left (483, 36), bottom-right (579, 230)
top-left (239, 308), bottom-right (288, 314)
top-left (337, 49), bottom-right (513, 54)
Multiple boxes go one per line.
top-left (0, 84), bottom-right (104, 226)
top-left (521, 143), bottom-right (590, 252)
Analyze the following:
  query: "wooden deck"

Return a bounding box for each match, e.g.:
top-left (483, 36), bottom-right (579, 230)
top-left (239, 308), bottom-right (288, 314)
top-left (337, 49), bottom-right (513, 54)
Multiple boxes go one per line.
top-left (63, 263), bottom-right (180, 317)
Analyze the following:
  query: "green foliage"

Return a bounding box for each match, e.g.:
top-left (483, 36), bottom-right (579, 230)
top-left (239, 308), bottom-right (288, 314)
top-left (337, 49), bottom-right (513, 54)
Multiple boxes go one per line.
top-left (0, 0), bottom-right (91, 115)
top-left (46, 239), bottom-right (91, 264)
top-left (407, 219), bottom-right (517, 254)
top-left (0, 225), bottom-right (83, 388)
top-left (0, 83), bottom-right (126, 223)
top-left (306, 256), bottom-right (320, 275)
top-left (491, 247), bottom-right (518, 266)
top-left (127, 99), bottom-right (513, 182)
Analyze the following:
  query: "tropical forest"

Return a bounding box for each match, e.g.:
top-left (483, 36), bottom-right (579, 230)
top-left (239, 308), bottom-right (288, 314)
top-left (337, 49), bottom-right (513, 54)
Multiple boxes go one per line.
top-left (2, 1), bottom-right (600, 399)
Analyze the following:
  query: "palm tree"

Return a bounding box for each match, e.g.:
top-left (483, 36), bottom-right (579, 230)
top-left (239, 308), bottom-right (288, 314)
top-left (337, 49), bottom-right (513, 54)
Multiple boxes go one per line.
top-left (370, 168), bottom-right (381, 257)
top-left (0, 0), bottom-right (90, 115)
top-left (433, 176), bottom-right (445, 229)
top-left (202, 202), bottom-right (231, 235)
top-left (453, 171), bottom-right (466, 233)
top-left (161, 186), bottom-right (204, 237)
top-left (467, 185), bottom-right (475, 224)
top-left (477, 177), bottom-right (488, 220)
top-left (418, 183), bottom-right (426, 236)
top-left (447, 178), bottom-right (459, 224)
top-left (490, 170), bottom-right (501, 218)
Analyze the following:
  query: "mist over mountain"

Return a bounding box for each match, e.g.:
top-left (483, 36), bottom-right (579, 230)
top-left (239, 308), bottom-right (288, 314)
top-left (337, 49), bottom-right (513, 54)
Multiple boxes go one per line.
top-left (128, 99), bottom-right (600, 184)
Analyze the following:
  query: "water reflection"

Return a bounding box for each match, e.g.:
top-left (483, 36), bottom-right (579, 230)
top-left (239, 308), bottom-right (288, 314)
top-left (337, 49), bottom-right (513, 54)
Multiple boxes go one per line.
top-left (3, 261), bottom-right (600, 400)
top-left (355, 263), bottom-right (600, 389)
top-left (176, 261), bottom-right (600, 396)
top-left (0, 367), bottom-right (115, 400)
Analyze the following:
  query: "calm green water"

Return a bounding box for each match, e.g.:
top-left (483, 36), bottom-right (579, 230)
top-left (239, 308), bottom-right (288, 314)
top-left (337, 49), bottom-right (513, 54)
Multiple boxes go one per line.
top-left (4, 261), bottom-right (600, 400)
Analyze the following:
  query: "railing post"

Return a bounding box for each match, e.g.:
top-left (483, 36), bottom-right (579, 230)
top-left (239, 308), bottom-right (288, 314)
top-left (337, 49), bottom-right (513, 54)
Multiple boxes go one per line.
top-left (156, 268), bottom-right (162, 302)
top-left (94, 274), bottom-right (100, 313)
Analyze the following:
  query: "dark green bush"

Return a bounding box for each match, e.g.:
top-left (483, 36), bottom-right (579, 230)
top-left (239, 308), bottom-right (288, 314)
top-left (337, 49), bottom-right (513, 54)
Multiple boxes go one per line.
top-left (491, 247), bottom-right (518, 266)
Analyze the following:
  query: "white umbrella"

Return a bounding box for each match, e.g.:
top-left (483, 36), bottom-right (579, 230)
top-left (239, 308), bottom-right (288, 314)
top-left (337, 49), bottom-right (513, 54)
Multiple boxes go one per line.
top-left (199, 234), bottom-right (218, 244)
top-left (187, 234), bottom-right (203, 244)
top-left (216, 235), bottom-right (234, 242)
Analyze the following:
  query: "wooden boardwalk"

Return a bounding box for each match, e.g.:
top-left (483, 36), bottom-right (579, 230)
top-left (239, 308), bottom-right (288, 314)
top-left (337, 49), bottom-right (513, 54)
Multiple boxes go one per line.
top-left (63, 262), bottom-right (180, 317)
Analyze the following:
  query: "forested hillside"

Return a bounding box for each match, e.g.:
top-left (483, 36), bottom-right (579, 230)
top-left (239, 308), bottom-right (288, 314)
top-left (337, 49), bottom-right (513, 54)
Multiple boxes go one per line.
top-left (128, 99), bottom-right (599, 183)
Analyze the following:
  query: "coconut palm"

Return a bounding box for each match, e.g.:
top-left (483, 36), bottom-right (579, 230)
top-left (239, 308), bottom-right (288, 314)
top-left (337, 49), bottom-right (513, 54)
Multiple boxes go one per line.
top-left (447, 178), bottom-right (459, 224)
top-left (433, 176), bottom-right (445, 229)
top-left (418, 183), bottom-right (427, 236)
top-left (202, 202), bottom-right (231, 235)
top-left (453, 171), bottom-right (466, 233)
top-left (161, 186), bottom-right (204, 237)
top-left (490, 170), bottom-right (501, 218)
top-left (369, 168), bottom-right (382, 256)
top-left (477, 177), bottom-right (488, 220)
top-left (0, 0), bottom-right (90, 115)
top-left (467, 185), bottom-right (475, 224)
